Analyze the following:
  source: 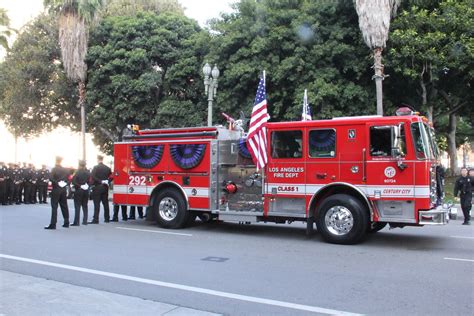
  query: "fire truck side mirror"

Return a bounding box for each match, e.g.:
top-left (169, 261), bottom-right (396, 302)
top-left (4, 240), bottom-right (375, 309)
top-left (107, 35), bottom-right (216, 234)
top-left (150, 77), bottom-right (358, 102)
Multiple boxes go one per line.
top-left (391, 147), bottom-right (401, 158)
top-left (392, 147), bottom-right (408, 170)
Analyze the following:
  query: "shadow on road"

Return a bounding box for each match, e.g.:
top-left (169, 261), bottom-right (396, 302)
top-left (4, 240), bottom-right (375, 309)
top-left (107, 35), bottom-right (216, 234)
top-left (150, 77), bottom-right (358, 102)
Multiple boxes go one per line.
top-left (123, 219), bottom-right (454, 251)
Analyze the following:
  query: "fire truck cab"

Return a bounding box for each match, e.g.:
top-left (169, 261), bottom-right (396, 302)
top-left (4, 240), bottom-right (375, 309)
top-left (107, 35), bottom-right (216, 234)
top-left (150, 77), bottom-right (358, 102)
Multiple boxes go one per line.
top-left (113, 113), bottom-right (449, 244)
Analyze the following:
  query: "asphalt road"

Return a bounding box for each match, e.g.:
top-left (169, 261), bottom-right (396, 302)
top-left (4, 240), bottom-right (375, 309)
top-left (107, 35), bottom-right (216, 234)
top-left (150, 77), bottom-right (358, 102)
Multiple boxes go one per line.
top-left (1, 201), bottom-right (473, 315)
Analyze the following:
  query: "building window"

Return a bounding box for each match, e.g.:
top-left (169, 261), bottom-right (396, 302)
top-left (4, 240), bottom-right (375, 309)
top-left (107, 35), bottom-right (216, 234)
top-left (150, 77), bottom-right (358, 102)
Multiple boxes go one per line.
top-left (309, 129), bottom-right (336, 158)
top-left (271, 130), bottom-right (303, 159)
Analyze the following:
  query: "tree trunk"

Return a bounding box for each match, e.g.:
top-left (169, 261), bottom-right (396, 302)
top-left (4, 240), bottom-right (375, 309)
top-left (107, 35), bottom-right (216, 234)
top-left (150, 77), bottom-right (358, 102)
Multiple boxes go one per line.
top-left (419, 76), bottom-right (433, 122)
top-left (79, 81), bottom-right (86, 161)
top-left (447, 112), bottom-right (457, 176)
top-left (373, 47), bottom-right (384, 116)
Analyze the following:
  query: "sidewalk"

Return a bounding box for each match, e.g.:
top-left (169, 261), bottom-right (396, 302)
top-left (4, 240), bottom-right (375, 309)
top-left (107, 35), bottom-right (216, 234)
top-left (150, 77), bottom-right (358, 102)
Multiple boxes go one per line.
top-left (0, 270), bottom-right (221, 316)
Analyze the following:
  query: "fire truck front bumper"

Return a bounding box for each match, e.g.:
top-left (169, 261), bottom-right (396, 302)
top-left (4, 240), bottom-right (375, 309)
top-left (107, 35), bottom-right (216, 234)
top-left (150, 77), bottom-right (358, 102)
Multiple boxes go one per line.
top-left (418, 206), bottom-right (450, 225)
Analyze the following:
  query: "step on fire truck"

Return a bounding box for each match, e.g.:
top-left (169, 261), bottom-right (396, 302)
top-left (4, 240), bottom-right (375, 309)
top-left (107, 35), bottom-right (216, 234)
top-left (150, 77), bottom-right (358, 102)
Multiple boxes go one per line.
top-left (113, 109), bottom-right (449, 244)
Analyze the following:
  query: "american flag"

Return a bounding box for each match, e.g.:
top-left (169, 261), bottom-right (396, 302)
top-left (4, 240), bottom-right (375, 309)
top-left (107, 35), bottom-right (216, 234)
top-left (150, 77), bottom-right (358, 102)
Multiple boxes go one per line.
top-left (301, 89), bottom-right (312, 121)
top-left (247, 73), bottom-right (269, 170)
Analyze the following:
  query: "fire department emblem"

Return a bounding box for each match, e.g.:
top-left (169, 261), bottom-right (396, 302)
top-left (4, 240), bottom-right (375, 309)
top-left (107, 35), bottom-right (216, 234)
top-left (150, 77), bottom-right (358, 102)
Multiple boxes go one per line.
top-left (384, 166), bottom-right (396, 178)
top-left (348, 129), bottom-right (356, 139)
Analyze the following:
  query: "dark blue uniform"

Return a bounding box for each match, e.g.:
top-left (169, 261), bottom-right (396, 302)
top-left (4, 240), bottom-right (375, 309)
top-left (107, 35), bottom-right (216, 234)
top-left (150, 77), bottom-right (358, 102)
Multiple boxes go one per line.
top-left (0, 163), bottom-right (7, 205)
top-left (454, 175), bottom-right (472, 224)
top-left (90, 162), bottom-right (111, 223)
top-left (38, 167), bottom-right (50, 203)
top-left (46, 164), bottom-right (70, 229)
top-left (72, 167), bottom-right (91, 225)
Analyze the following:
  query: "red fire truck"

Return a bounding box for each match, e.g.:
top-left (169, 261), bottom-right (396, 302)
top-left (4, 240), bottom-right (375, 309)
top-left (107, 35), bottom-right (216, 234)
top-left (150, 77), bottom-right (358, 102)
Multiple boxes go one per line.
top-left (113, 111), bottom-right (449, 244)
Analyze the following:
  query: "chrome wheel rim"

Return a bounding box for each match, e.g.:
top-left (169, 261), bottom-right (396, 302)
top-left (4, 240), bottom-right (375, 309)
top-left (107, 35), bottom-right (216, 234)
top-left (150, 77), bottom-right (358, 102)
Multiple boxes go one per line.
top-left (158, 197), bottom-right (178, 221)
top-left (325, 206), bottom-right (353, 236)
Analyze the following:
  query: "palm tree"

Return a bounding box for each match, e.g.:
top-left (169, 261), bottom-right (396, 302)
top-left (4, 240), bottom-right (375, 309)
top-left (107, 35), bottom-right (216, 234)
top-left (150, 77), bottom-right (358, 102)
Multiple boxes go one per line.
top-left (354, 0), bottom-right (400, 116)
top-left (0, 8), bottom-right (14, 52)
top-left (44, 0), bottom-right (105, 160)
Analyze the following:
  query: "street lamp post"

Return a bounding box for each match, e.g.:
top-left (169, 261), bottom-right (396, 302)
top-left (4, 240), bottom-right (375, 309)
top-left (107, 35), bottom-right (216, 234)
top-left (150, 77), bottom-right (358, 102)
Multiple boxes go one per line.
top-left (203, 63), bottom-right (219, 127)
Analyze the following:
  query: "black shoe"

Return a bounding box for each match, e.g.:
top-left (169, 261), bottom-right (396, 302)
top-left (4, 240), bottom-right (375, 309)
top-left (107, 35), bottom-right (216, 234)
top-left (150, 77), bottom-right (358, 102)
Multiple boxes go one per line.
top-left (122, 218), bottom-right (127, 221)
top-left (105, 220), bottom-right (110, 223)
top-left (88, 221), bottom-right (99, 224)
top-left (71, 223), bottom-right (80, 226)
top-left (82, 222), bottom-right (88, 225)
top-left (62, 223), bottom-right (69, 228)
top-left (128, 217), bottom-right (136, 220)
top-left (462, 221), bottom-right (471, 225)
top-left (110, 218), bottom-right (118, 222)
top-left (44, 224), bottom-right (56, 230)
top-left (139, 215), bottom-right (144, 219)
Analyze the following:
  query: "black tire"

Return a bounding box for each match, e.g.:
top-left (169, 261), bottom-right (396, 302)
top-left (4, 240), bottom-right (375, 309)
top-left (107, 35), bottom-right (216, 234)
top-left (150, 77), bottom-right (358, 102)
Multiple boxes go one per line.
top-left (315, 194), bottom-right (369, 244)
top-left (154, 188), bottom-right (189, 229)
top-left (367, 222), bottom-right (387, 233)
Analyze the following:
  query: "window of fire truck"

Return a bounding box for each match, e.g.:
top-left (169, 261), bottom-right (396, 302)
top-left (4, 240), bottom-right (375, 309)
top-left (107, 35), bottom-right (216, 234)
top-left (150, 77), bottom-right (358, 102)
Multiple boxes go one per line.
top-left (308, 129), bottom-right (336, 158)
top-left (426, 125), bottom-right (440, 159)
top-left (369, 125), bottom-right (406, 157)
top-left (410, 122), bottom-right (432, 159)
top-left (370, 126), bottom-right (392, 157)
top-left (270, 130), bottom-right (302, 159)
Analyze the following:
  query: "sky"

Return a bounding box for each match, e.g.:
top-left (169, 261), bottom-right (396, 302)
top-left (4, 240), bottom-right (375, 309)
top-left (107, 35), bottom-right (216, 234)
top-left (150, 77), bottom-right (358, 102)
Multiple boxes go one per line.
top-left (0, 0), bottom-right (235, 167)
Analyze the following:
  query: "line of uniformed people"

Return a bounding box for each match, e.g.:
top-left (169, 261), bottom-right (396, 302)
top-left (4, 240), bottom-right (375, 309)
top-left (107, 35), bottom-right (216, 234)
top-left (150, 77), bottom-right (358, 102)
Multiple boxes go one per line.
top-left (43, 155), bottom-right (144, 230)
top-left (0, 161), bottom-right (50, 206)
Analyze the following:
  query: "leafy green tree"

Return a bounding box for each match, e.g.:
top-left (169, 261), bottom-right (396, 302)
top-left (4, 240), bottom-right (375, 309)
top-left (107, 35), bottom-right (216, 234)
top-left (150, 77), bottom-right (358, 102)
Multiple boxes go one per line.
top-left (353, 0), bottom-right (401, 116)
top-left (0, 14), bottom-right (78, 138)
top-left (103, 0), bottom-right (184, 16)
top-left (86, 12), bottom-right (209, 153)
top-left (0, 8), bottom-right (15, 51)
top-left (388, 0), bottom-right (473, 172)
top-left (206, 0), bottom-right (375, 125)
top-left (44, 0), bottom-right (105, 159)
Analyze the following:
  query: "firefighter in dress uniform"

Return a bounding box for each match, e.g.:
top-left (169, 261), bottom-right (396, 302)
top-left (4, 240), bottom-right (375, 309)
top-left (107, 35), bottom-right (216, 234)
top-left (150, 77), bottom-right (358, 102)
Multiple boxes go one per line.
top-left (38, 165), bottom-right (50, 204)
top-left (71, 160), bottom-right (91, 226)
top-left (45, 156), bottom-right (70, 229)
top-left (90, 155), bottom-right (112, 224)
top-left (19, 163), bottom-right (27, 203)
top-left (6, 163), bottom-right (14, 205)
top-left (0, 162), bottom-right (7, 205)
top-left (23, 164), bottom-right (33, 204)
top-left (128, 206), bottom-right (144, 219)
top-left (12, 164), bottom-right (23, 204)
top-left (111, 167), bottom-right (127, 222)
top-left (30, 164), bottom-right (39, 204)
top-left (112, 204), bottom-right (128, 222)
top-left (454, 167), bottom-right (472, 225)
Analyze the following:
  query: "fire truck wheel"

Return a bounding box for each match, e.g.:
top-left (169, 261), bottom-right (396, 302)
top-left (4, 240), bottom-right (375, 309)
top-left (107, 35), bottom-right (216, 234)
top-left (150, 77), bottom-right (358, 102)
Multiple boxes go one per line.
top-left (367, 222), bottom-right (387, 233)
top-left (154, 189), bottom-right (190, 229)
top-left (316, 194), bottom-right (369, 244)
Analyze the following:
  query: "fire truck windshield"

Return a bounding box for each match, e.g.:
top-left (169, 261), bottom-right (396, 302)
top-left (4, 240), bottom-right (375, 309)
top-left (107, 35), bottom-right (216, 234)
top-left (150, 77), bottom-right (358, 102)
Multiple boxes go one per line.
top-left (410, 122), bottom-right (433, 160)
top-left (426, 124), bottom-right (440, 159)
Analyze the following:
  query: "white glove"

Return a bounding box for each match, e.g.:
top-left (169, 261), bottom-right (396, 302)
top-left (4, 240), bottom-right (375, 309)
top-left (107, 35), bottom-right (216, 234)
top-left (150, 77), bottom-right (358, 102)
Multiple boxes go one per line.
top-left (101, 180), bottom-right (109, 185)
top-left (80, 184), bottom-right (89, 190)
top-left (58, 181), bottom-right (67, 188)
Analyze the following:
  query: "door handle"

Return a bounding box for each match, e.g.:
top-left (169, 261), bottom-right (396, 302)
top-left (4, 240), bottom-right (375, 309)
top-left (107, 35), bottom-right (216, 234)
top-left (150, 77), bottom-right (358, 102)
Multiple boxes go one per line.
top-left (316, 173), bottom-right (327, 179)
